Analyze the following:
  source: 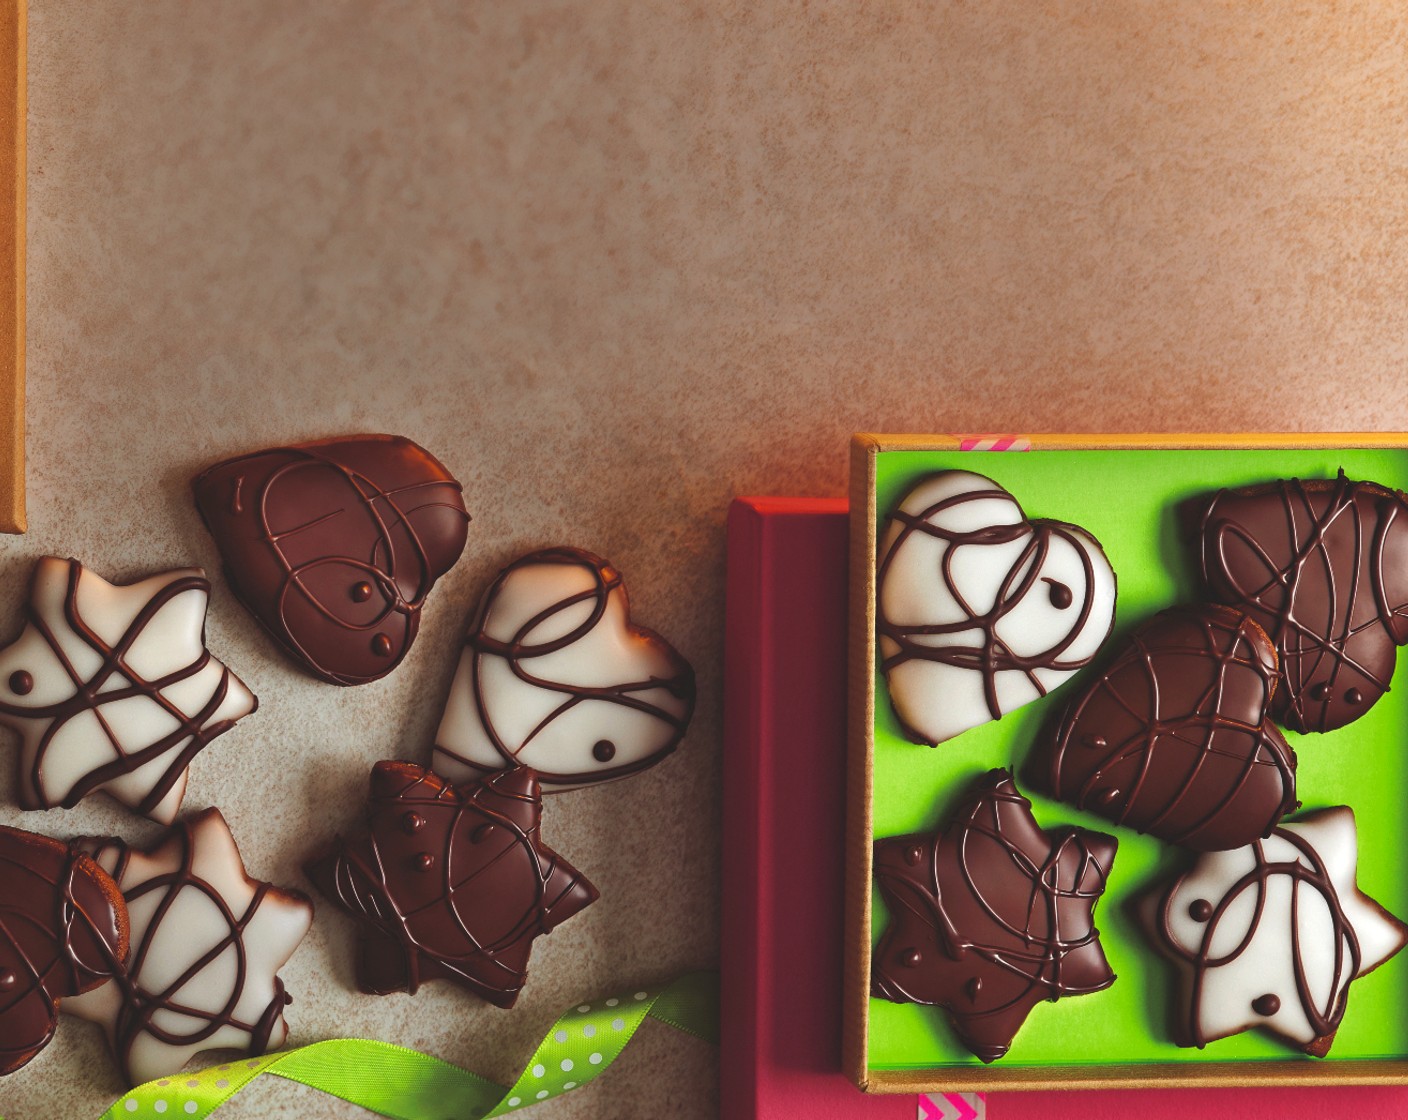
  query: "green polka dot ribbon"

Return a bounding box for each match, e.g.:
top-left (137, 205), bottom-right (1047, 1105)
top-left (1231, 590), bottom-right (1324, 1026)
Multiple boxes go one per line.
top-left (96, 970), bottom-right (718, 1120)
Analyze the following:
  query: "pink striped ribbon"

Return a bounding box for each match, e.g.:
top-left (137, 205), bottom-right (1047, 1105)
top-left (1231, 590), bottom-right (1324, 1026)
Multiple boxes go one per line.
top-left (956, 435), bottom-right (1031, 452)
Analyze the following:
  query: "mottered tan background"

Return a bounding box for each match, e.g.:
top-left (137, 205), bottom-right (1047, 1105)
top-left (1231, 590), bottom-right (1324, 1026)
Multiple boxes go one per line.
top-left (5, 2), bottom-right (1408, 1117)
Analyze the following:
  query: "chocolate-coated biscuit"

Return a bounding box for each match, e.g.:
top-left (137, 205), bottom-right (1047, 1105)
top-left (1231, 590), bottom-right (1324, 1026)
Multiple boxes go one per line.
top-left (1199, 471), bottom-right (1408, 733)
top-left (870, 770), bottom-right (1116, 1063)
top-left (193, 434), bottom-right (470, 686)
top-left (0, 826), bottom-right (129, 1076)
top-left (1036, 604), bottom-right (1298, 851)
top-left (307, 762), bottom-right (597, 1007)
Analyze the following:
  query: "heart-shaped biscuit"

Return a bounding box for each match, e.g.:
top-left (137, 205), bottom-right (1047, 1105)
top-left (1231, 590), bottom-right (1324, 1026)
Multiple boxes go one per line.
top-left (192, 434), bottom-right (470, 686)
top-left (433, 548), bottom-right (695, 791)
top-left (1037, 604), bottom-right (1298, 851)
top-left (0, 826), bottom-right (129, 1076)
top-left (1198, 471), bottom-right (1408, 733)
top-left (877, 471), bottom-right (1117, 745)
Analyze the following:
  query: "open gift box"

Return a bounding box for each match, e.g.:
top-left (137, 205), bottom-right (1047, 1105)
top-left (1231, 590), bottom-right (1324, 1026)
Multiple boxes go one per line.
top-left (843, 433), bottom-right (1408, 1094)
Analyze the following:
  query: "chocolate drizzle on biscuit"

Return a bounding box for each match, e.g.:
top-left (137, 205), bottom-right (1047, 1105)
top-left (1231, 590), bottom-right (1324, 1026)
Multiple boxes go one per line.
top-left (1199, 471), bottom-right (1408, 733)
top-left (1039, 605), bottom-right (1299, 851)
top-left (1158, 827), bottom-right (1356, 1048)
top-left (0, 559), bottom-right (252, 820)
top-left (306, 763), bottom-right (598, 1008)
top-left (440, 547), bottom-right (695, 789)
top-left (192, 435), bottom-right (470, 686)
top-left (0, 827), bottom-right (128, 1076)
top-left (876, 479), bottom-right (1114, 741)
top-left (870, 770), bottom-right (1116, 1062)
top-left (67, 810), bottom-right (313, 1085)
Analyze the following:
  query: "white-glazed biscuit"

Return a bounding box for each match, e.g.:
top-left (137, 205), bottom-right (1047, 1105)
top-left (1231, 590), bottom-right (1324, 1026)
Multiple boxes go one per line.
top-left (62, 808), bottom-right (314, 1085)
top-left (1147, 806), bottom-right (1408, 1054)
top-left (434, 547), bottom-right (694, 791)
top-left (0, 558), bottom-right (257, 822)
top-left (877, 472), bottom-right (1117, 745)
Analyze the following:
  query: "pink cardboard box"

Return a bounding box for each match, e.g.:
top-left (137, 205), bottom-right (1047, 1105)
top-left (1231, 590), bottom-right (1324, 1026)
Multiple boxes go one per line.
top-left (722, 494), bottom-right (1408, 1120)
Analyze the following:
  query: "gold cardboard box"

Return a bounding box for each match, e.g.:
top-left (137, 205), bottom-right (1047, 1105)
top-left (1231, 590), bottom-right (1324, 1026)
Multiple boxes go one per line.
top-left (0, 0), bottom-right (23, 534)
top-left (844, 432), bottom-right (1408, 1093)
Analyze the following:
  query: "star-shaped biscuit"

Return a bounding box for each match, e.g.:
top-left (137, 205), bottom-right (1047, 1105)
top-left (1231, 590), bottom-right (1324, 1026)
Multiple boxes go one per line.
top-left (871, 770), bottom-right (1117, 1062)
top-left (1145, 806), bottom-right (1408, 1054)
top-left (61, 808), bottom-right (313, 1085)
top-left (306, 762), bottom-right (598, 1007)
top-left (0, 557), bottom-right (258, 823)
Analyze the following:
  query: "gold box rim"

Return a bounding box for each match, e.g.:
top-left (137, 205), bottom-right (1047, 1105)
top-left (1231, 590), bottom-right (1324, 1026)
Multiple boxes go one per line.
top-left (843, 431), bottom-right (1408, 1093)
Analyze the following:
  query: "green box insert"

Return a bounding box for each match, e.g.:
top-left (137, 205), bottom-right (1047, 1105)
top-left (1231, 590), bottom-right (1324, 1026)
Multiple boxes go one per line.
top-left (869, 447), bottom-right (1408, 1071)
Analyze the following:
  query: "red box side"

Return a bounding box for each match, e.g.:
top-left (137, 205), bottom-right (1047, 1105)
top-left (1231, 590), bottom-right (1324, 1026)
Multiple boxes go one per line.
top-left (723, 496), bottom-right (909, 1120)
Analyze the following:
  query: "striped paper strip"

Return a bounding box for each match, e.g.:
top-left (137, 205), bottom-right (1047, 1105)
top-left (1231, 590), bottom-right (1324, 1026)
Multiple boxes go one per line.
top-left (918, 1091), bottom-right (986, 1120)
top-left (957, 435), bottom-right (1031, 452)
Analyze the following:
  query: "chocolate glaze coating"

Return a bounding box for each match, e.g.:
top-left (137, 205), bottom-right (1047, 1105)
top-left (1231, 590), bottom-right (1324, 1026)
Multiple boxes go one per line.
top-left (1199, 471), bottom-right (1408, 733)
top-left (0, 827), bottom-right (128, 1076)
top-left (870, 770), bottom-right (1116, 1063)
top-left (305, 762), bottom-right (597, 1008)
top-left (1036, 604), bottom-right (1299, 851)
top-left (192, 434), bottom-right (470, 686)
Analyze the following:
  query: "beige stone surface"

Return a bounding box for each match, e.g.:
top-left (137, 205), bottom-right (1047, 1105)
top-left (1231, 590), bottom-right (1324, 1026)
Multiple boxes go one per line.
top-left (5, 1), bottom-right (1408, 1116)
